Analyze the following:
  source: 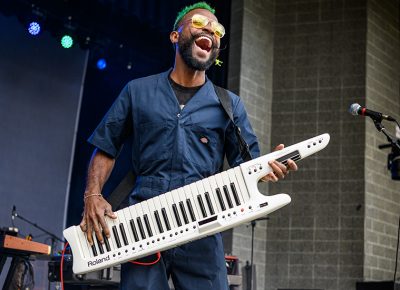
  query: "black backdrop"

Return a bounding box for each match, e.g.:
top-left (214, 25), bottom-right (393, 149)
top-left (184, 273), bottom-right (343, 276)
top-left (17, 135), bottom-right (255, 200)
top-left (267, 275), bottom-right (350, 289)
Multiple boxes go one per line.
top-left (0, 13), bottom-right (87, 288)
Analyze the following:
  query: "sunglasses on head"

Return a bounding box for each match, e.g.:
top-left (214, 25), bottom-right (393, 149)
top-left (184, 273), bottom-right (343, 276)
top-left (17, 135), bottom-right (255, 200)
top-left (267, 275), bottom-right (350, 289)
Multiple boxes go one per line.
top-left (182, 14), bottom-right (225, 38)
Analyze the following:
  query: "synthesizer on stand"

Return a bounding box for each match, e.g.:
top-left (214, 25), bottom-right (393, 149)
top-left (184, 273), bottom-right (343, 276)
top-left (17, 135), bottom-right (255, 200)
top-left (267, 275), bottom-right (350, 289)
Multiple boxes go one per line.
top-left (64, 134), bottom-right (330, 274)
top-left (0, 228), bottom-right (52, 290)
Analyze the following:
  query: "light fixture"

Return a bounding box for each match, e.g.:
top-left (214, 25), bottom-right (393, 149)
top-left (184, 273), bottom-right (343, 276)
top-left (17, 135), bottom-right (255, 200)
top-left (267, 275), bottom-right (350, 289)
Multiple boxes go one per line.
top-left (61, 35), bottom-right (73, 48)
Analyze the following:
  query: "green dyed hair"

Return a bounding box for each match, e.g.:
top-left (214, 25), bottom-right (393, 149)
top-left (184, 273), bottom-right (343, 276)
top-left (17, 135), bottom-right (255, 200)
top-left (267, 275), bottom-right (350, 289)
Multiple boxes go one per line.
top-left (173, 2), bottom-right (215, 31)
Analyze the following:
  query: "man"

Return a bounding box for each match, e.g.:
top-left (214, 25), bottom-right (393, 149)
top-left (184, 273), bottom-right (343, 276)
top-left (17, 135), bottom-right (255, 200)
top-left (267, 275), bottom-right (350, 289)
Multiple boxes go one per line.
top-left (80, 2), bottom-right (297, 290)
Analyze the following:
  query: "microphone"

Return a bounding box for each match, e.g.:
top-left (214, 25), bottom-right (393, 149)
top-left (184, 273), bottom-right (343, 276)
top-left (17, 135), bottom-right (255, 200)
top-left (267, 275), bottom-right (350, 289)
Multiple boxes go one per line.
top-left (349, 103), bottom-right (395, 121)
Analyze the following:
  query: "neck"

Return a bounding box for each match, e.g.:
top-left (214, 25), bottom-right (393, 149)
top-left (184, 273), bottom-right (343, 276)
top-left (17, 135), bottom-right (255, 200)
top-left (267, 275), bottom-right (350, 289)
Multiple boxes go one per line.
top-left (170, 54), bottom-right (206, 87)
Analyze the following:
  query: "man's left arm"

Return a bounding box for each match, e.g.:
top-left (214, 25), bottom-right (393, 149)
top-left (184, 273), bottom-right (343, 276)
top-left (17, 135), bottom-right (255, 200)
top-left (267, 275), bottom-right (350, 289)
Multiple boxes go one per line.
top-left (224, 95), bottom-right (297, 182)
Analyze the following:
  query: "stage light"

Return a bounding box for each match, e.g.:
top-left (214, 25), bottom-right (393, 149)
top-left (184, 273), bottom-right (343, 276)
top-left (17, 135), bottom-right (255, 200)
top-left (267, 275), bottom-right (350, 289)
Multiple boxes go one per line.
top-left (96, 58), bottom-right (107, 70)
top-left (28, 22), bottom-right (41, 35)
top-left (61, 35), bottom-right (73, 48)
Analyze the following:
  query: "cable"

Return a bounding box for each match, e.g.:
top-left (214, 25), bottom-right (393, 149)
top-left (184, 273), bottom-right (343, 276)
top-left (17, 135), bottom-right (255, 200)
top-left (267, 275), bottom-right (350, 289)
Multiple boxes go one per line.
top-left (129, 252), bottom-right (161, 266)
top-left (60, 242), bottom-right (69, 290)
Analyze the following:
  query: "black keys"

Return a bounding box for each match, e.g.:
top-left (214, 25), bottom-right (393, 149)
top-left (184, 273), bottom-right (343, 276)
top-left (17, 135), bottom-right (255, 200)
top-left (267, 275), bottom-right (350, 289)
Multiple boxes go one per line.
top-left (179, 201), bottom-right (189, 224)
top-left (96, 236), bottom-right (104, 255)
top-left (119, 223), bottom-right (129, 246)
top-left (230, 183), bottom-right (241, 206)
top-left (91, 244), bottom-right (98, 256)
top-left (102, 231), bottom-right (111, 252)
top-left (186, 199), bottom-right (196, 222)
top-left (89, 234), bottom-right (97, 257)
top-left (161, 208), bottom-right (171, 231)
top-left (172, 204), bottom-right (182, 227)
top-left (129, 219), bottom-right (139, 242)
top-left (136, 217), bottom-right (146, 239)
top-left (112, 226), bottom-right (122, 248)
top-left (197, 194), bottom-right (207, 218)
top-left (143, 214), bottom-right (153, 237)
top-left (215, 188), bottom-right (226, 211)
top-left (204, 192), bottom-right (215, 215)
top-left (154, 211), bottom-right (164, 233)
top-left (223, 185), bottom-right (234, 208)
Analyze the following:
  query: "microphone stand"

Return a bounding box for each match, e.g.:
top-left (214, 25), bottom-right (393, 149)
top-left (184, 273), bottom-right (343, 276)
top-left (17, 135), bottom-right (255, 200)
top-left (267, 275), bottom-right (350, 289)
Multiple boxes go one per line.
top-left (371, 118), bottom-right (400, 290)
top-left (372, 118), bottom-right (400, 151)
top-left (246, 217), bottom-right (269, 290)
top-left (12, 206), bottom-right (63, 249)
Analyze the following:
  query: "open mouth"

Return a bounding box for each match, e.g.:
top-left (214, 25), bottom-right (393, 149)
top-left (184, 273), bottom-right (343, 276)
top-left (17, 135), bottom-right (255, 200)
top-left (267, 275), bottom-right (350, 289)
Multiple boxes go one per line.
top-left (194, 36), bottom-right (212, 52)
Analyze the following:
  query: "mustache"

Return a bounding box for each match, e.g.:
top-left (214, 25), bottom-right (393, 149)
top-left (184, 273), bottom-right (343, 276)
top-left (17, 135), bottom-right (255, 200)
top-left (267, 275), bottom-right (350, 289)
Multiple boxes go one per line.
top-left (189, 31), bottom-right (227, 51)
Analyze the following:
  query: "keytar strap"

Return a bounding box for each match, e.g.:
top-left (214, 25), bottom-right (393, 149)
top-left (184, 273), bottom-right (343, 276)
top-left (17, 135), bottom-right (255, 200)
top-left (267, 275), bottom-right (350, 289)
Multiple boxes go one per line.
top-left (213, 84), bottom-right (253, 162)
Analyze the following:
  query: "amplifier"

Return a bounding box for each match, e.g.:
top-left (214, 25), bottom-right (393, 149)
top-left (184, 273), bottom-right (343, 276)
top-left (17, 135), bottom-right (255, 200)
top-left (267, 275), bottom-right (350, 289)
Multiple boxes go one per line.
top-left (356, 281), bottom-right (400, 290)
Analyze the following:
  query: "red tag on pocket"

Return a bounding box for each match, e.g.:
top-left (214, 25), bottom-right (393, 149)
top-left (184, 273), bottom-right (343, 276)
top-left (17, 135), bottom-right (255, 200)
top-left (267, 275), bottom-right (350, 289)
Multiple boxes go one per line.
top-left (200, 136), bottom-right (209, 144)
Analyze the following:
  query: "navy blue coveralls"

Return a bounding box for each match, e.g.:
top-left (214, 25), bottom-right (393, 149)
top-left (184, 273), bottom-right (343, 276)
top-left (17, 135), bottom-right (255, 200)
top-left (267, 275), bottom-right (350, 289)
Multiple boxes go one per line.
top-left (88, 69), bottom-right (260, 290)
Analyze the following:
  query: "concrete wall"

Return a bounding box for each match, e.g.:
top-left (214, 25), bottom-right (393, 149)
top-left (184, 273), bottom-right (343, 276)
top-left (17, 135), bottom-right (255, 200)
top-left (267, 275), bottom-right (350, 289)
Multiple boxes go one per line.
top-left (268, 1), bottom-right (367, 289)
top-left (228, 0), bottom-right (275, 289)
top-left (364, 0), bottom-right (400, 281)
top-left (228, 0), bottom-right (400, 289)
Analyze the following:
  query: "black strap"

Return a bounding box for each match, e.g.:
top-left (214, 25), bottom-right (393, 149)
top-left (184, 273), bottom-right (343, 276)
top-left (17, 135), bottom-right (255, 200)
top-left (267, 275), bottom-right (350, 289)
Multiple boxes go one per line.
top-left (106, 171), bottom-right (136, 211)
top-left (213, 84), bottom-right (253, 162)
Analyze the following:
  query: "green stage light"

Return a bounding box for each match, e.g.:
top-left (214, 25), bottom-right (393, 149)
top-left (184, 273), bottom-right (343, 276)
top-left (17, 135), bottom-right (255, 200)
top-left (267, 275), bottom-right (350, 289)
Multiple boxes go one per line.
top-left (61, 35), bottom-right (73, 48)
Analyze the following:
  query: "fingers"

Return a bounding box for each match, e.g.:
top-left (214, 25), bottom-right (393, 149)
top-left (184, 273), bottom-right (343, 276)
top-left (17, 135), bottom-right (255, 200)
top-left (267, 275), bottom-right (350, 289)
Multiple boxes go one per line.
top-left (86, 218), bottom-right (94, 246)
top-left (268, 160), bottom-right (288, 179)
top-left (81, 197), bottom-right (117, 245)
top-left (287, 159), bottom-right (298, 171)
top-left (262, 159), bottom-right (296, 182)
top-left (105, 205), bottom-right (117, 219)
top-left (83, 214), bottom-right (106, 245)
top-left (273, 144), bottom-right (284, 151)
top-left (79, 218), bottom-right (87, 232)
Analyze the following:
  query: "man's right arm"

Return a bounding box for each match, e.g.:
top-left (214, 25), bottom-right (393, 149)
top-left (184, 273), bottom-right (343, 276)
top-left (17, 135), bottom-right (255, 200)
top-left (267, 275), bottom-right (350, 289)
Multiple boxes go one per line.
top-left (80, 148), bottom-right (117, 246)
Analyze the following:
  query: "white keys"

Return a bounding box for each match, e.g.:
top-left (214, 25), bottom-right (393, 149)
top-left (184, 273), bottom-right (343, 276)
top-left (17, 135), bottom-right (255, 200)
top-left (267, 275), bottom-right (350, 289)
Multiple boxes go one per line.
top-left (227, 168), bottom-right (246, 205)
top-left (133, 203), bottom-right (146, 240)
top-left (187, 183), bottom-right (202, 220)
top-left (121, 207), bottom-right (135, 245)
top-left (234, 167), bottom-right (251, 202)
top-left (151, 196), bottom-right (165, 234)
top-left (214, 173), bottom-right (232, 209)
top-left (164, 190), bottom-right (179, 228)
top-left (144, 199), bottom-right (159, 236)
top-left (207, 175), bottom-right (226, 212)
top-left (158, 194), bottom-right (174, 231)
top-left (78, 229), bottom-right (92, 259)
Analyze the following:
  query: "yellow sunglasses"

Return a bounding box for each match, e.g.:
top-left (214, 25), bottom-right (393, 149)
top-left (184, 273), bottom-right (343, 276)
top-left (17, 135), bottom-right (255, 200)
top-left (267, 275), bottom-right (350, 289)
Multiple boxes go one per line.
top-left (188, 14), bottom-right (225, 38)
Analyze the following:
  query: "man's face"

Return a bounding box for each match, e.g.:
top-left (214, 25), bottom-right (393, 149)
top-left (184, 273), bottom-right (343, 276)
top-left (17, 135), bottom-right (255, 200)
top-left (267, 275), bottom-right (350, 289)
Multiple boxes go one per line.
top-left (176, 9), bottom-right (221, 71)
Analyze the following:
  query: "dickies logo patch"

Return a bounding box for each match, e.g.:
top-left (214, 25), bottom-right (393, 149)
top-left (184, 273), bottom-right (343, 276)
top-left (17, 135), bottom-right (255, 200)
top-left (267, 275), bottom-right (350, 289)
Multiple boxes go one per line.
top-left (200, 136), bottom-right (209, 144)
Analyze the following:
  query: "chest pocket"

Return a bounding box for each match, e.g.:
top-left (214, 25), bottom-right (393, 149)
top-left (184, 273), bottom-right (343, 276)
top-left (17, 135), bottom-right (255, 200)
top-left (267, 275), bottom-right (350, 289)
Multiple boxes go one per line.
top-left (138, 121), bottom-right (172, 163)
top-left (185, 124), bottom-right (222, 172)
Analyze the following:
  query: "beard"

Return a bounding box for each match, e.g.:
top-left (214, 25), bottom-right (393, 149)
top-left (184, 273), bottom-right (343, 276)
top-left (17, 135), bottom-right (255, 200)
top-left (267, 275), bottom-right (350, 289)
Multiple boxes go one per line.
top-left (177, 32), bottom-right (219, 71)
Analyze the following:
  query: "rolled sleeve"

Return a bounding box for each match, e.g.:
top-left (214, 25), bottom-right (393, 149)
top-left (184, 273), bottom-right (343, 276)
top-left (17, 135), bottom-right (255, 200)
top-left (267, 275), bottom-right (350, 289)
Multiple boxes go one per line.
top-left (88, 84), bottom-right (133, 158)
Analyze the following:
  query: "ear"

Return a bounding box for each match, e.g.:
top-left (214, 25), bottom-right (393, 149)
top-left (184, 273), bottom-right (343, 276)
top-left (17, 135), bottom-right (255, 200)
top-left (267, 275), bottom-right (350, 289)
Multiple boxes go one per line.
top-left (170, 31), bottom-right (179, 44)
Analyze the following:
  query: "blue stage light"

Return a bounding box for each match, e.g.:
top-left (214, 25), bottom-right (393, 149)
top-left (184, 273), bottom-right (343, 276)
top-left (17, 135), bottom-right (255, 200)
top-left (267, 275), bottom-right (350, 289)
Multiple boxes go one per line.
top-left (96, 58), bottom-right (107, 70)
top-left (28, 22), bottom-right (41, 35)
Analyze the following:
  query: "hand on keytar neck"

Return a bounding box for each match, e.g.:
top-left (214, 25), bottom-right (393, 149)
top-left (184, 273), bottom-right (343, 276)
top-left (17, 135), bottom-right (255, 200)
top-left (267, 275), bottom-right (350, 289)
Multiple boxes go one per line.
top-left (261, 144), bottom-right (298, 182)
